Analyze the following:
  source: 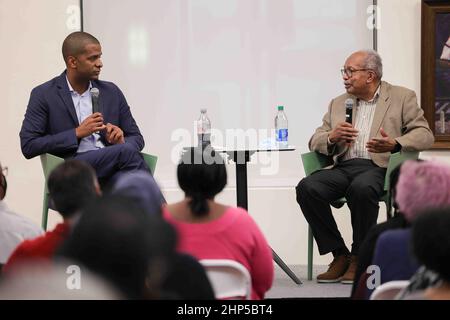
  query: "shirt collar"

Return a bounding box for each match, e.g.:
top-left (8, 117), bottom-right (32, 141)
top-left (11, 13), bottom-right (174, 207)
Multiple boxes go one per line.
top-left (359, 84), bottom-right (381, 104)
top-left (65, 76), bottom-right (92, 95)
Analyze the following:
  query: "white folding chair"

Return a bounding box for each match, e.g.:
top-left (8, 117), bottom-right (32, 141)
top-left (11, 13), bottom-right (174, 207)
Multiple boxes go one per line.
top-left (370, 280), bottom-right (410, 300)
top-left (200, 259), bottom-right (252, 300)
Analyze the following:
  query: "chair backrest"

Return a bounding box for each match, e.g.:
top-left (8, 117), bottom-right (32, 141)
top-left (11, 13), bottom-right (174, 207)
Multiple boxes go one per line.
top-left (370, 280), bottom-right (410, 300)
top-left (383, 151), bottom-right (419, 192)
top-left (40, 153), bottom-right (65, 193)
top-left (200, 259), bottom-right (252, 300)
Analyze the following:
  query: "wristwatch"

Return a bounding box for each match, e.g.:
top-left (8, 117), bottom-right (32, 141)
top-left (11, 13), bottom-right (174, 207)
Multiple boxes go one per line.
top-left (391, 140), bottom-right (402, 153)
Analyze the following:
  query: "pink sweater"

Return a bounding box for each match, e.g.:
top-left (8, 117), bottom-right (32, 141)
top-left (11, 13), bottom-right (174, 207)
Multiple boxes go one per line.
top-left (163, 206), bottom-right (274, 300)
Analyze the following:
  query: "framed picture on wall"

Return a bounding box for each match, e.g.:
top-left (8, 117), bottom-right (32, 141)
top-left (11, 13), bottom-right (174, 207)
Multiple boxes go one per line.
top-left (422, 0), bottom-right (450, 148)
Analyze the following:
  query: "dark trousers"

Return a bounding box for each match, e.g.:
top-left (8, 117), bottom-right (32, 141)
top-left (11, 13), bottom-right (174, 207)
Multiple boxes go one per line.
top-left (296, 159), bottom-right (386, 256)
top-left (74, 143), bottom-right (150, 188)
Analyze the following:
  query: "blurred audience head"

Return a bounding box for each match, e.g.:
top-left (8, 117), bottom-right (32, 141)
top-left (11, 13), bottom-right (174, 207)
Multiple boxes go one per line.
top-left (48, 160), bottom-right (100, 219)
top-left (0, 260), bottom-right (121, 300)
top-left (177, 147), bottom-right (227, 217)
top-left (412, 207), bottom-right (450, 283)
top-left (111, 170), bottom-right (164, 216)
top-left (57, 196), bottom-right (177, 299)
top-left (0, 162), bottom-right (7, 200)
top-left (395, 160), bottom-right (450, 222)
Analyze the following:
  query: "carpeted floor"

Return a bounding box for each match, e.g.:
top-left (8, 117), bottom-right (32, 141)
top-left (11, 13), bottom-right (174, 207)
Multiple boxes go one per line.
top-left (266, 265), bottom-right (353, 299)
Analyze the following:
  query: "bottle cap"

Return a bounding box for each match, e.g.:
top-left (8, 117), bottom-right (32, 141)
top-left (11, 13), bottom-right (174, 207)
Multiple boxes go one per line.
top-left (277, 105), bottom-right (284, 111)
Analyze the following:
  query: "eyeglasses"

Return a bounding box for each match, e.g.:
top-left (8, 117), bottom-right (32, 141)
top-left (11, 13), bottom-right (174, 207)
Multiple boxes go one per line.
top-left (340, 67), bottom-right (370, 78)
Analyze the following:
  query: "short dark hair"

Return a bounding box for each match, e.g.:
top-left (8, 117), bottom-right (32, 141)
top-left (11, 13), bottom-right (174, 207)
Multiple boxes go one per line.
top-left (57, 196), bottom-right (177, 299)
top-left (47, 160), bottom-right (98, 218)
top-left (177, 147), bottom-right (227, 216)
top-left (62, 31), bottom-right (100, 63)
top-left (412, 207), bottom-right (450, 282)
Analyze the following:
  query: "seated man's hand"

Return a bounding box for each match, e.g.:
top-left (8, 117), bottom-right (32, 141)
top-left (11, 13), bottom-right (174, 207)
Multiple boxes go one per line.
top-left (366, 128), bottom-right (397, 153)
top-left (328, 122), bottom-right (359, 144)
top-left (105, 123), bottom-right (125, 144)
top-left (75, 112), bottom-right (106, 139)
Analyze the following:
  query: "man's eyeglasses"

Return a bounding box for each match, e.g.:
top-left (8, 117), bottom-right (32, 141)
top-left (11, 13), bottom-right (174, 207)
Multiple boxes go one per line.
top-left (340, 68), bottom-right (370, 78)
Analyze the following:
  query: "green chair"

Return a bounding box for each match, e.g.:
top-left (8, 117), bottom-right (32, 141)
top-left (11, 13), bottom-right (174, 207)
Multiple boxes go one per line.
top-left (40, 151), bottom-right (158, 230)
top-left (300, 151), bottom-right (419, 280)
top-left (40, 154), bottom-right (65, 230)
top-left (140, 152), bottom-right (158, 175)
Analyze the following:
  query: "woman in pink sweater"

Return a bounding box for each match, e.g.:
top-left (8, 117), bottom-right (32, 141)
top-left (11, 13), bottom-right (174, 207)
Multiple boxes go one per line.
top-left (163, 147), bottom-right (274, 300)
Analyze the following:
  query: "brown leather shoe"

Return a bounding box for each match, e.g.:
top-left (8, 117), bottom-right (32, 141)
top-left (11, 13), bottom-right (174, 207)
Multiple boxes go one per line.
top-left (341, 255), bottom-right (358, 284)
top-left (317, 255), bottom-right (350, 283)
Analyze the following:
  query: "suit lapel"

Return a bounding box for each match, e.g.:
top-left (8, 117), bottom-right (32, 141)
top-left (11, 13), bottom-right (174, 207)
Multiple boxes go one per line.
top-left (369, 81), bottom-right (391, 138)
top-left (56, 72), bottom-right (79, 125)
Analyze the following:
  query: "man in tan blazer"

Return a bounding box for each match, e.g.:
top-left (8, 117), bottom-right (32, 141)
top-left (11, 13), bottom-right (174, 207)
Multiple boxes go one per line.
top-left (296, 50), bottom-right (434, 284)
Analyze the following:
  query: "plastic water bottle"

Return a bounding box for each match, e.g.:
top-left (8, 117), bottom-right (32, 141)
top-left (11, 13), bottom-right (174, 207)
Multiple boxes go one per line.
top-left (275, 105), bottom-right (288, 148)
top-left (197, 108), bottom-right (211, 148)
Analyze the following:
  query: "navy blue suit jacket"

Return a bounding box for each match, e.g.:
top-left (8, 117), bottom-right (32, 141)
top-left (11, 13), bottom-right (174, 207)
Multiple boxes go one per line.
top-left (20, 71), bottom-right (144, 159)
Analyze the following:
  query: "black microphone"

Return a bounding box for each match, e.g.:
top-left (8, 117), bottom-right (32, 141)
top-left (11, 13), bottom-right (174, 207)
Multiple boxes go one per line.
top-left (90, 87), bottom-right (100, 114)
top-left (345, 98), bottom-right (353, 124)
top-left (90, 88), bottom-right (101, 134)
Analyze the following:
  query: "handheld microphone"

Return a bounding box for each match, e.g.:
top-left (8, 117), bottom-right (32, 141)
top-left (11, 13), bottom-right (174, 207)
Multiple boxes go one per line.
top-left (90, 88), bottom-right (100, 114)
top-left (90, 88), bottom-right (101, 134)
top-left (345, 98), bottom-right (353, 124)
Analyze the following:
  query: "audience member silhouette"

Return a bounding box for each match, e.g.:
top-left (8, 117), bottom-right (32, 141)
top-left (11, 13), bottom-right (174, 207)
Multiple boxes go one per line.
top-left (0, 161), bottom-right (42, 269)
top-left (368, 160), bottom-right (450, 298)
top-left (57, 196), bottom-right (177, 299)
top-left (163, 147), bottom-right (274, 300)
top-left (111, 171), bottom-right (215, 299)
top-left (3, 160), bottom-right (100, 274)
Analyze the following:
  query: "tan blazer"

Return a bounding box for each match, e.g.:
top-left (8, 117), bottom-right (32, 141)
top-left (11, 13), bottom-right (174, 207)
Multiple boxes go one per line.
top-left (309, 81), bottom-right (434, 168)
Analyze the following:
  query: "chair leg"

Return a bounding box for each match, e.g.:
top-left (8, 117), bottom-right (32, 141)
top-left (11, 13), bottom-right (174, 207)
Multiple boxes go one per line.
top-left (42, 192), bottom-right (48, 231)
top-left (307, 225), bottom-right (313, 281)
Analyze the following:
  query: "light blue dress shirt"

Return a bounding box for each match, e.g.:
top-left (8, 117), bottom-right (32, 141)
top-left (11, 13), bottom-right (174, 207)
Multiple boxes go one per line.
top-left (66, 77), bottom-right (105, 153)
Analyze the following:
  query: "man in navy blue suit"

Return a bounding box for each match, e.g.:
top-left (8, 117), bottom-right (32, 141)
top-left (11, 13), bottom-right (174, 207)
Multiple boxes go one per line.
top-left (20, 31), bottom-right (150, 187)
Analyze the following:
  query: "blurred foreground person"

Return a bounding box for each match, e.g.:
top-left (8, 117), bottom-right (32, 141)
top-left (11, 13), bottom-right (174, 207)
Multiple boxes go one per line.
top-left (0, 162), bottom-right (42, 268)
top-left (3, 160), bottom-right (100, 273)
top-left (164, 147), bottom-right (274, 300)
top-left (57, 196), bottom-right (177, 299)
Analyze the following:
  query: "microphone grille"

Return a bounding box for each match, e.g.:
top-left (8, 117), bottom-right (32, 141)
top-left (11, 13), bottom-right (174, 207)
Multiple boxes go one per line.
top-left (345, 98), bottom-right (353, 109)
top-left (90, 87), bottom-right (100, 98)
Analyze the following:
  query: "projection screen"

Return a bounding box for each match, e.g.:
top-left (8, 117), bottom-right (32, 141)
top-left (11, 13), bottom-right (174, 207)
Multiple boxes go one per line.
top-left (83, 0), bottom-right (374, 189)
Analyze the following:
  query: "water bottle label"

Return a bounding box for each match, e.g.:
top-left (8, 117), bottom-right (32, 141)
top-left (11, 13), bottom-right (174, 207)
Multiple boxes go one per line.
top-left (276, 129), bottom-right (288, 142)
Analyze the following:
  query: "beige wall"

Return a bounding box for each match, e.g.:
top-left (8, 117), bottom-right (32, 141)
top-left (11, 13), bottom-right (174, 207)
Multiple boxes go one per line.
top-left (1, 0), bottom-right (447, 268)
top-left (0, 0), bottom-right (79, 228)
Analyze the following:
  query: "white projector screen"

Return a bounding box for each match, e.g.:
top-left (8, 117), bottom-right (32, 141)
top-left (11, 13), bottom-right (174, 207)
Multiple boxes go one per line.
top-left (83, 0), bottom-right (374, 189)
